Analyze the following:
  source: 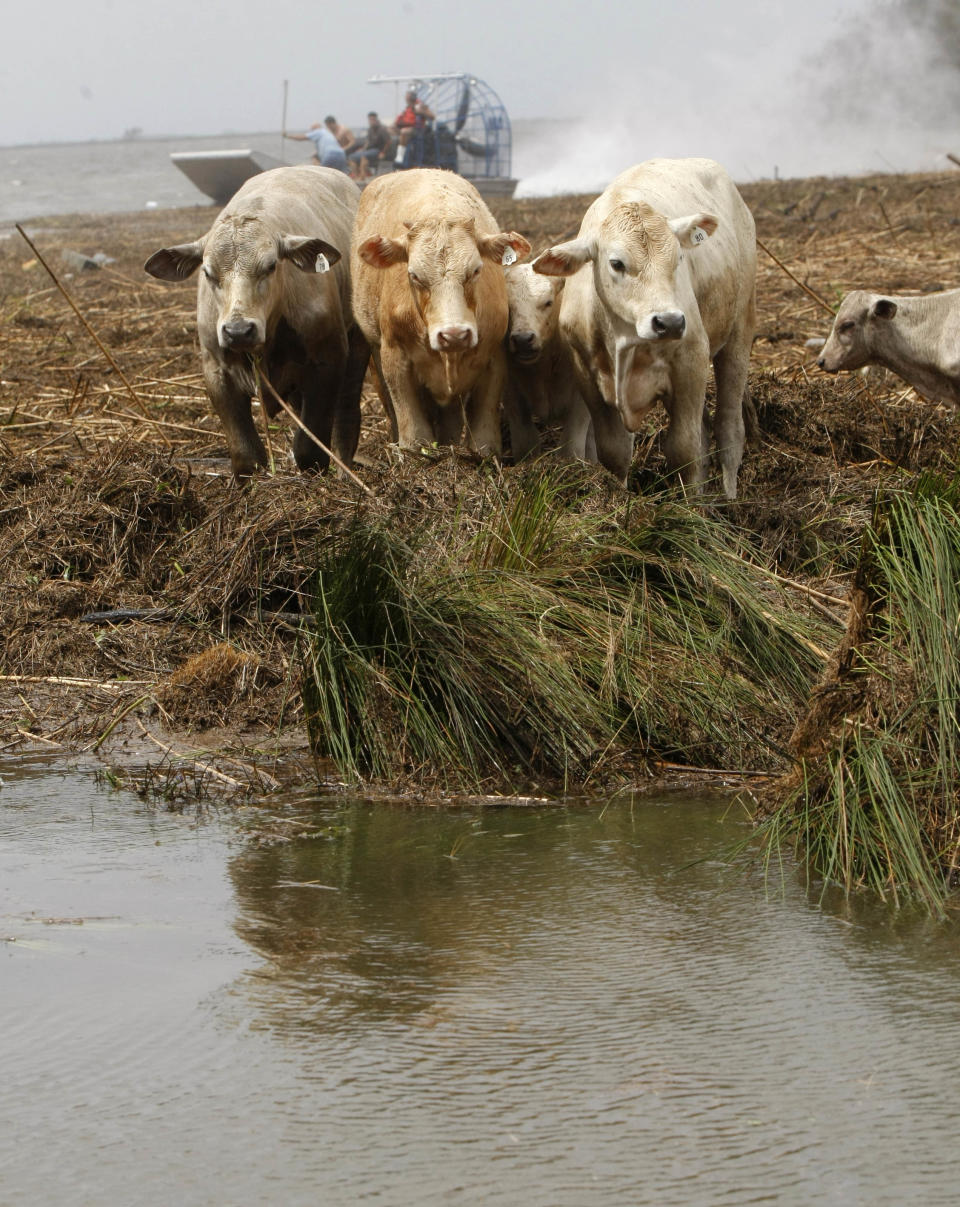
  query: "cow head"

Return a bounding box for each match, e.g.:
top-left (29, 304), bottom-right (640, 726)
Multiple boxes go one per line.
top-left (504, 262), bottom-right (564, 364)
top-left (358, 218), bottom-right (531, 353)
top-left (532, 201), bottom-right (718, 342)
top-left (818, 290), bottom-right (897, 373)
top-left (145, 216), bottom-right (342, 351)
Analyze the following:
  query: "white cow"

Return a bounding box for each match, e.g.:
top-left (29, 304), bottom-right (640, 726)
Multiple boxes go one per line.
top-left (533, 158), bottom-right (756, 498)
top-left (145, 165), bottom-right (367, 478)
top-left (503, 263), bottom-right (595, 462)
top-left (818, 288), bottom-right (960, 406)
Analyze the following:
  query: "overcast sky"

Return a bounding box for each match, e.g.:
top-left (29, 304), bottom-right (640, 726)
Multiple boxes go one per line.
top-left (3, 0), bottom-right (956, 185)
top-left (4, 0), bottom-right (852, 144)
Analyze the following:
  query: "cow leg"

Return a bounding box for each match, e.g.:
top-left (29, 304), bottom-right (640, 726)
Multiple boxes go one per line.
top-left (662, 362), bottom-right (710, 493)
top-left (381, 344), bottom-right (436, 450)
top-left (463, 351), bottom-right (504, 458)
top-left (559, 390), bottom-right (595, 462)
top-left (202, 353), bottom-right (267, 478)
top-left (503, 377), bottom-right (541, 461)
top-left (331, 325), bottom-right (369, 465)
top-left (295, 362), bottom-right (339, 471)
top-left (712, 333), bottom-right (752, 500)
top-left (369, 347), bottom-right (399, 443)
top-left (574, 360), bottom-right (633, 480)
top-left (435, 396), bottom-right (464, 446)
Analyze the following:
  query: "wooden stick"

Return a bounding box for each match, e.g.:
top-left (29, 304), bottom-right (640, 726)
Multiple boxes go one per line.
top-left (0, 673), bottom-right (151, 689)
top-left (254, 362), bottom-right (373, 495)
top-left (757, 237), bottom-right (836, 316)
top-left (653, 760), bottom-right (782, 779)
top-left (15, 224), bottom-right (171, 444)
top-left (281, 79), bottom-right (289, 161)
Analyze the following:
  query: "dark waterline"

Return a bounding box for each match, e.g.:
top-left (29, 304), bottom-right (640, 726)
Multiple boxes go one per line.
top-left (3, 759), bottom-right (960, 1206)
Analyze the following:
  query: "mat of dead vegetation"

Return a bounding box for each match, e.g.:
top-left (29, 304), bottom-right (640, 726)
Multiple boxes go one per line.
top-left (3, 169), bottom-right (960, 808)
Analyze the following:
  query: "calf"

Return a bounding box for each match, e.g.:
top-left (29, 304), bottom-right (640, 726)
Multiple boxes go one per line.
top-left (504, 263), bottom-right (595, 462)
top-left (533, 157), bottom-right (756, 498)
top-left (818, 288), bottom-right (960, 406)
top-left (350, 168), bottom-right (530, 457)
top-left (145, 165), bottom-right (367, 477)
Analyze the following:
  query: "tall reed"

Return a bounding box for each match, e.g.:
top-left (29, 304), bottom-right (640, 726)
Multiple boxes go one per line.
top-left (757, 474), bottom-right (960, 911)
top-left (303, 468), bottom-right (833, 792)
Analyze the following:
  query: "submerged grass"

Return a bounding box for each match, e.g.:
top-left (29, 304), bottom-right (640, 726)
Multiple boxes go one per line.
top-left (756, 474), bottom-right (960, 912)
top-left (302, 467), bottom-right (834, 792)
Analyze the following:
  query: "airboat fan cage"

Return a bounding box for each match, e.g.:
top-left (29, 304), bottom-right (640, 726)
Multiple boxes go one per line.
top-left (368, 73), bottom-right (513, 182)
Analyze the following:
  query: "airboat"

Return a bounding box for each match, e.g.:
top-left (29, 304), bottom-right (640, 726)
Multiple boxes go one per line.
top-left (366, 73), bottom-right (517, 197)
top-left (167, 72), bottom-right (516, 204)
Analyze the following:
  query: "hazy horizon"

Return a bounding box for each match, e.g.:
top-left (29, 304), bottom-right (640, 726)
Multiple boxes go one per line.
top-left (4, 1), bottom-right (959, 194)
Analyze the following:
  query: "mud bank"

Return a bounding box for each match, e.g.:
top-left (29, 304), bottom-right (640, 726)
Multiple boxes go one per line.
top-left (3, 171), bottom-right (960, 807)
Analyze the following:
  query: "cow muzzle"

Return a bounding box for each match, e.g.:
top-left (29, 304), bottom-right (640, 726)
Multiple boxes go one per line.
top-left (219, 319), bottom-right (263, 351)
top-left (648, 311), bottom-right (686, 340)
top-left (433, 324), bottom-right (477, 351)
top-left (509, 331), bottom-right (541, 363)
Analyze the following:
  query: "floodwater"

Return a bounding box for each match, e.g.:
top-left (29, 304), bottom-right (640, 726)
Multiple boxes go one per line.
top-left (4, 761), bottom-right (960, 1206)
top-left (0, 122), bottom-right (568, 226)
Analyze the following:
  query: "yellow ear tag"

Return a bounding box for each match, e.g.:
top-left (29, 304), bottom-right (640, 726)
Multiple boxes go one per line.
top-left (315, 253), bottom-right (330, 273)
top-left (501, 246), bottom-right (517, 266)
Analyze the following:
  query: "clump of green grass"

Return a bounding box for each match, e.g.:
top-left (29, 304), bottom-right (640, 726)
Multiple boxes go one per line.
top-left (302, 467), bottom-right (834, 792)
top-left (756, 473), bottom-right (960, 912)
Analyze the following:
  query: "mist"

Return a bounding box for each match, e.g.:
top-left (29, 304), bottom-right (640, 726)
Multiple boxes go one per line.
top-left (516, 0), bottom-right (960, 195)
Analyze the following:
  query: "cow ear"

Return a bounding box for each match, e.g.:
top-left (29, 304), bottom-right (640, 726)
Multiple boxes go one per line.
top-left (358, 234), bottom-right (409, 268)
top-left (279, 236), bottom-right (342, 273)
top-left (478, 231), bottom-right (532, 265)
top-left (144, 241), bottom-right (204, 281)
top-left (871, 298), bottom-right (898, 320)
top-left (532, 239), bottom-right (596, 277)
top-left (669, 213), bottom-right (719, 248)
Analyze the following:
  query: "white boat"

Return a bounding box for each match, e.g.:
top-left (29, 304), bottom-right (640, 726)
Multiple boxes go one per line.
top-left (170, 148), bottom-right (283, 205)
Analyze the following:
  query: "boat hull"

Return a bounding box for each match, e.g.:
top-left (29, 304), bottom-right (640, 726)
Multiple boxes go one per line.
top-left (170, 149), bottom-right (284, 205)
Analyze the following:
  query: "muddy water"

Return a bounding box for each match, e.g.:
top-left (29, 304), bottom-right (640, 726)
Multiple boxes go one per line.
top-left (4, 762), bottom-right (960, 1206)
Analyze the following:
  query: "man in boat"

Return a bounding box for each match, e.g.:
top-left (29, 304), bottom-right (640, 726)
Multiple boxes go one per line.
top-left (324, 115), bottom-right (356, 151)
top-left (391, 89), bottom-right (435, 168)
top-left (348, 111), bottom-right (392, 180)
top-left (283, 123), bottom-right (349, 173)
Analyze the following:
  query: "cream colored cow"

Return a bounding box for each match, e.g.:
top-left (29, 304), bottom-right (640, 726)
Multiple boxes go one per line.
top-left (351, 168), bottom-right (530, 457)
top-left (534, 158), bottom-right (756, 498)
top-left (819, 288), bottom-right (960, 406)
top-left (503, 263), bottom-right (595, 462)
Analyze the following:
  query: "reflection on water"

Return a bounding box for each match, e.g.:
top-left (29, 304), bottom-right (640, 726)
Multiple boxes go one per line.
top-left (4, 764), bottom-right (960, 1206)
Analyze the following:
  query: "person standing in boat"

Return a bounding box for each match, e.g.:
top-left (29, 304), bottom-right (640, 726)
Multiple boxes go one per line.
top-left (391, 89), bottom-right (434, 168)
top-left (283, 123), bottom-right (349, 173)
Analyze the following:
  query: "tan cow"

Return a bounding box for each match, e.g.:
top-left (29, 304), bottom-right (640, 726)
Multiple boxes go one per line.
top-left (533, 158), bottom-right (756, 498)
top-left (350, 168), bottom-right (531, 457)
top-left (818, 288), bottom-right (960, 406)
top-left (145, 165), bottom-right (367, 478)
top-left (503, 262), bottom-right (595, 461)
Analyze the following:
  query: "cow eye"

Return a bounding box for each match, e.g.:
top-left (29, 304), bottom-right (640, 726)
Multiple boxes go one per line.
top-left (837, 320), bottom-right (855, 334)
top-left (467, 264), bottom-right (482, 281)
top-left (541, 298), bottom-right (553, 309)
top-left (203, 266), bottom-right (220, 287)
top-left (609, 258), bottom-right (626, 274)
top-left (261, 261), bottom-right (277, 276)
top-left (408, 270), bottom-right (424, 287)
